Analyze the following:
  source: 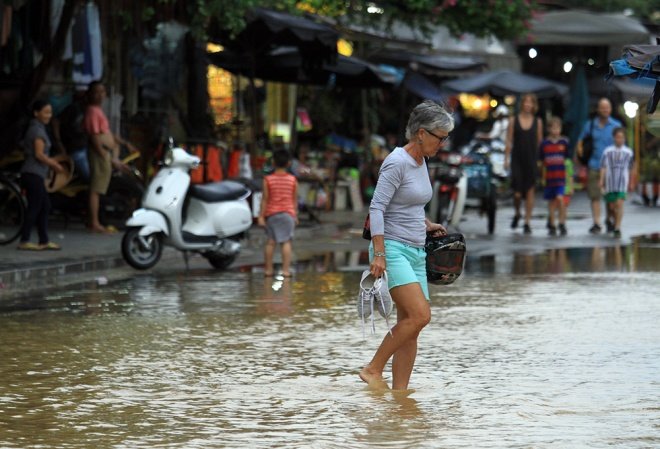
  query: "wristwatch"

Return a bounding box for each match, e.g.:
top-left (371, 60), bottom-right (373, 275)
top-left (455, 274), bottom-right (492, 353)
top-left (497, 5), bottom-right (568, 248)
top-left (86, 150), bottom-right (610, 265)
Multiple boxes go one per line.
top-left (374, 251), bottom-right (386, 257)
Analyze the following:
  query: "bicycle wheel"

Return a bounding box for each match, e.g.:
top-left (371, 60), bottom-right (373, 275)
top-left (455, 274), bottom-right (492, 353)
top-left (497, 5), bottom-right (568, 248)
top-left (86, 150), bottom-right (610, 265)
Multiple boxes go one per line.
top-left (0, 177), bottom-right (25, 245)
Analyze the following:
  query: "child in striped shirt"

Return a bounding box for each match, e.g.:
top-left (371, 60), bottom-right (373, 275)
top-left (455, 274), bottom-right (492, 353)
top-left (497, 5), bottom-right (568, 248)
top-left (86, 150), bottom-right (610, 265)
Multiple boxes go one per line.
top-left (600, 128), bottom-right (634, 238)
top-left (258, 150), bottom-right (299, 276)
top-left (539, 117), bottom-right (569, 236)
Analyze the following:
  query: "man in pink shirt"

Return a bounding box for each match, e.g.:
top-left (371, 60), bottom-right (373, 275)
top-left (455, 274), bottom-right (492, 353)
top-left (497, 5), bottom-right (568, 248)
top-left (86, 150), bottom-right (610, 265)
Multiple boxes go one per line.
top-left (84, 81), bottom-right (137, 233)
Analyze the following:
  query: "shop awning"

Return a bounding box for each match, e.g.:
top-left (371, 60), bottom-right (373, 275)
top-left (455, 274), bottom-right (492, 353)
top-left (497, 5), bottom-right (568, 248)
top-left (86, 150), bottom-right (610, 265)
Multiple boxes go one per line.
top-left (528, 10), bottom-right (650, 45)
top-left (442, 70), bottom-right (568, 98)
top-left (403, 72), bottom-right (445, 102)
top-left (369, 49), bottom-right (486, 74)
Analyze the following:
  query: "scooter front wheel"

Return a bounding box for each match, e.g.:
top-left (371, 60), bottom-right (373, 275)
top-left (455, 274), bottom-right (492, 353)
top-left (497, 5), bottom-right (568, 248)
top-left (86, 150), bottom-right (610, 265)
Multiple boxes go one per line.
top-left (122, 227), bottom-right (163, 270)
top-left (205, 253), bottom-right (237, 270)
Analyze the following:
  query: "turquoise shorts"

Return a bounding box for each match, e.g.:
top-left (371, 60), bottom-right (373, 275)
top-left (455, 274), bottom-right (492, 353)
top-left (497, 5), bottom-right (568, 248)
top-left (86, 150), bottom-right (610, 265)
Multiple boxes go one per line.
top-left (370, 239), bottom-right (429, 300)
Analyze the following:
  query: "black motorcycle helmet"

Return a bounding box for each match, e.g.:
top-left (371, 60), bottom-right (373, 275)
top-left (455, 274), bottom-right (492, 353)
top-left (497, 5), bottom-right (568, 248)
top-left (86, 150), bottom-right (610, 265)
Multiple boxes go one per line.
top-left (425, 233), bottom-right (467, 285)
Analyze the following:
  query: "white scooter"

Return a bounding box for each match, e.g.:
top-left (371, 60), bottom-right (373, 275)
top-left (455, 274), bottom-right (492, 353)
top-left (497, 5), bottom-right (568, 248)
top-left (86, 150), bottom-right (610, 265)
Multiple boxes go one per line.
top-left (121, 146), bottom-right (253, 270)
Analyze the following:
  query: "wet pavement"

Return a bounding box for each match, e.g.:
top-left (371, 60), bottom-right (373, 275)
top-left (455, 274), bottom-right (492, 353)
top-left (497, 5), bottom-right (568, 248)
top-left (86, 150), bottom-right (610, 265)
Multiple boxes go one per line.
top-left (1, 189), bottom-right (659, 447)
top-left (0, 247), bottom-right (659, 448)
top-left (1, 190), bottom-right (658, 301)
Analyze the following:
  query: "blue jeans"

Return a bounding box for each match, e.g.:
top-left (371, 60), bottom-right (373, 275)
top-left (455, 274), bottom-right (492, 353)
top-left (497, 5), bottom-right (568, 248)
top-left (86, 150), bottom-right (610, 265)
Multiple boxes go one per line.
top-left (70, 147), bottom-right (90, 181)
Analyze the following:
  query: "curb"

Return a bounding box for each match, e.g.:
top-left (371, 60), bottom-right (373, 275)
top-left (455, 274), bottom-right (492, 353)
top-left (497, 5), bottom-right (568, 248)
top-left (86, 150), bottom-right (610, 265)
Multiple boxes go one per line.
top-left (0, 220), bottom-right (347, 301)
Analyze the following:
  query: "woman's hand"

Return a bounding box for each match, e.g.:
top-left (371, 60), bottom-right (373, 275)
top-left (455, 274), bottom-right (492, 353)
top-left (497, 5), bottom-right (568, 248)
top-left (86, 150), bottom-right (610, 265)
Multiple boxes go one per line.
top-left (52, 162), bottom-right (65, 174)
top-left (425, 218), bottom-right (447, 237)
top-left (370, 255), bottom-right (386, 278)
top-left (126, 142), bottom-right (139, 154)
top-left (257, 216), bottom-right (266, 227)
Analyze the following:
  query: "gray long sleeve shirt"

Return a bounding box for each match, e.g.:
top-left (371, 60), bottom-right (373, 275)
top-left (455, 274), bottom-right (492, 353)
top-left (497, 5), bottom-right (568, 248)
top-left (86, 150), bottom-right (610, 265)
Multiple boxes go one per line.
top-left (369, 147), bottom-right (433, 248)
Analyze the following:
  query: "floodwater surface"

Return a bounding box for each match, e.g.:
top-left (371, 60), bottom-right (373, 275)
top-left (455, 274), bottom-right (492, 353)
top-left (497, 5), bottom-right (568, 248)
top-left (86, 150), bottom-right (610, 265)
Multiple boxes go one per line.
top-left (0, 247), bottom-right (659, 448)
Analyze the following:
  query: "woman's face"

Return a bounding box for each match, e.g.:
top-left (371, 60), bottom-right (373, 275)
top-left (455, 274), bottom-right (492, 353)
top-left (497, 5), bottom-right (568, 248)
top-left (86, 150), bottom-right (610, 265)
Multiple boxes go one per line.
top-left (34, 104), bottom-right (53, 124)
top-left (89, 84), bottom-right (106, 105)
top-left (521, 96), bottom-right (535, 113)
top-left (420, 128), bottom-right (449, 157)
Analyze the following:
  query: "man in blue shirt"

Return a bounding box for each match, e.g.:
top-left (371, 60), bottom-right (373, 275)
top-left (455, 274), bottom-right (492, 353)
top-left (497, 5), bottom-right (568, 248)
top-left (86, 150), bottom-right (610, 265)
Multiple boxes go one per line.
top-left (577, 98), bottom-right (622, 234)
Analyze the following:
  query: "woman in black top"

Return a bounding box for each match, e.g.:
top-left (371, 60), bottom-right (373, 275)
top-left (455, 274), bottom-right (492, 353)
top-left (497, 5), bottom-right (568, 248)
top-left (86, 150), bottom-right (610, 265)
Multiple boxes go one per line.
top-left (505, 93), bottom-right (543, 234)
top-left (17, 100), bottom-right (64, 250)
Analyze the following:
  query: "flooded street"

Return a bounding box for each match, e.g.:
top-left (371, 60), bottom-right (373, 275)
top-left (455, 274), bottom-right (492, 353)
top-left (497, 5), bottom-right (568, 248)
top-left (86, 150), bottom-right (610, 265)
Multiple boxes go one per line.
top-left (1, 246), bottom-right (659, 448)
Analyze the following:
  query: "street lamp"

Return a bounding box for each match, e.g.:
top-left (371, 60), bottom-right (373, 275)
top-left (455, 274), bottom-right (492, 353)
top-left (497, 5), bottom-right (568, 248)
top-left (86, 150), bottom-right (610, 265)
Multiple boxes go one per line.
top-left (623, 101), bottom-right (640, 188)
top-left (623, 101), bottom-right (639, 119)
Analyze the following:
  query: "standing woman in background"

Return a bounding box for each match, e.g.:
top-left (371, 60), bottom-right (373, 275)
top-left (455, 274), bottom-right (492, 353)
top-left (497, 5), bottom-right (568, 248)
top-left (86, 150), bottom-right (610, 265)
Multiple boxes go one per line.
top-left (505, 93), bottom-right (543, 234)
top-left (17, 100), bottom-right (64, 250)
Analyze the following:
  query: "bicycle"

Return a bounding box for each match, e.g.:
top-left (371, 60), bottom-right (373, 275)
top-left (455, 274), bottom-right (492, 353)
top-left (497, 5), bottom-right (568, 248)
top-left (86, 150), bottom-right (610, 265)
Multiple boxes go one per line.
top-left (0, 171), bottom-right (26, 245)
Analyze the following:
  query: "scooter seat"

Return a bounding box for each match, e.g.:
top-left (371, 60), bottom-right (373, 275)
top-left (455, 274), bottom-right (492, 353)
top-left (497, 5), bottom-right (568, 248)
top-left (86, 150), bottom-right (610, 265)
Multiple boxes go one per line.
top-left (189, 180), bottom-right (250, 202)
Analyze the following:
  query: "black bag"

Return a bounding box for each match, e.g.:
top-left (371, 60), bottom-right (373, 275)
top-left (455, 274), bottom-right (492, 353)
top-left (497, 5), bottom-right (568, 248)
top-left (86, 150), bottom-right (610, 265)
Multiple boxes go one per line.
top-left (578, 119), bottom-right (594, 166)
top-left (362, 214), bottom-right (371, 240)
top-left (425, 233), bottom-right (466, 285)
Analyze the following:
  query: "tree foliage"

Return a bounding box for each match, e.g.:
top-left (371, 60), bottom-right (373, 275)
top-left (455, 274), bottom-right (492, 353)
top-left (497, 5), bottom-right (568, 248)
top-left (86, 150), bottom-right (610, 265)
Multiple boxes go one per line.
top-left (118, 0), bottom-right (537, 41)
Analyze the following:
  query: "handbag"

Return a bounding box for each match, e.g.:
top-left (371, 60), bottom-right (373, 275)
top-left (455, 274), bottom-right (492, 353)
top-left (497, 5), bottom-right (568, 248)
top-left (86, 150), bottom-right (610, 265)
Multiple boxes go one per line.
top-left (578, 118), bottom-right (594, 166)
top-left (362, 214), bottom-right (371, 240)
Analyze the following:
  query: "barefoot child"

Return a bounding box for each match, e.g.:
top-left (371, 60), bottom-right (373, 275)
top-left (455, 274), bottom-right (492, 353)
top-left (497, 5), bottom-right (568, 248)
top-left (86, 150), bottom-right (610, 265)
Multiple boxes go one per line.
top-left (539, 116), bottom-right (569, 236)
top-left (600, 127), bottom-right (634, 238)
top-left (258, 150), bottom-right (298, 276)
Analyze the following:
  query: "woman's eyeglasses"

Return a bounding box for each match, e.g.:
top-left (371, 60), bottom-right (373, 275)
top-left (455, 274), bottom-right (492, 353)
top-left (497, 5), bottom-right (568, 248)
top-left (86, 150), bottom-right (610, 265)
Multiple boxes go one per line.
top-left (424, 129), bottom-right (450, 144)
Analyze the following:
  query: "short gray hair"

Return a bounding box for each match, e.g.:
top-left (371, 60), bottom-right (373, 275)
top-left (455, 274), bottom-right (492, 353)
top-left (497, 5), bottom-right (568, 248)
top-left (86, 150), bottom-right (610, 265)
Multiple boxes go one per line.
top-left (405, 100), bottom-right (455, 140)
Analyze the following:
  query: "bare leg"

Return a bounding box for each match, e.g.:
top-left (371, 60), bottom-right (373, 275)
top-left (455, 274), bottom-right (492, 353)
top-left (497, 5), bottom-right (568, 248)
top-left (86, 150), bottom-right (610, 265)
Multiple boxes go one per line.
top-left (524, 187), bottom-right (535, 226)
top-left (607, 201), bottom-right (615, 226)
top-left (591, 200), bottom-right (601, 226)
top-left (88, 191), bottom-right (104, 231)
top-left (392, 304), bottom-right (418, 390)
top-left (548, 199), bottom-right (556, 227)
top-left (281, 240), bottom-right (292, 275)
top-left (513, 192), bottom-right (522, 218)
top-left (264, 239), bottom-right (275, 275)
top-left (558, 195), bottom-right (566, 224)
top-left (614, 199), bottom-right (624, 230)
top-left (360, 283), bottom-right (430, 387)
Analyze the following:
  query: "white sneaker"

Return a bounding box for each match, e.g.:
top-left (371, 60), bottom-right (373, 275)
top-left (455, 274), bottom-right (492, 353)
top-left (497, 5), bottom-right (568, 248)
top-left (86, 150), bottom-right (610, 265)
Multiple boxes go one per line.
top-left (358, 270), bottom-right (393, 337)
top-left (373, 271), bottom-right (393, 319)
top-left (358, 269), bottom-right (375, 321)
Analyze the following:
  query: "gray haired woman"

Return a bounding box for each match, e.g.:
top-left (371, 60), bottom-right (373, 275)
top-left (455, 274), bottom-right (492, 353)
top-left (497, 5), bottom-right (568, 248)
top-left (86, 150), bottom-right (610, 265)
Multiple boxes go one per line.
top-left (360, 100), bottom-right (454, 390)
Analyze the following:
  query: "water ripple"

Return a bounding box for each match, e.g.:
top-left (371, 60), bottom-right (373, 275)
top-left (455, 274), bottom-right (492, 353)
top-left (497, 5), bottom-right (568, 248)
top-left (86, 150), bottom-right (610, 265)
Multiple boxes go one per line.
top-left (0, 271), bottom-right (659, 448)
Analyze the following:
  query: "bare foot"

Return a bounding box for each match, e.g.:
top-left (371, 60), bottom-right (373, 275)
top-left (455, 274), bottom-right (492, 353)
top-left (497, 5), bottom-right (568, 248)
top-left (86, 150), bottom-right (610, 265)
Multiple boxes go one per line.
top-left (359, 366), bottom-right (389, 389)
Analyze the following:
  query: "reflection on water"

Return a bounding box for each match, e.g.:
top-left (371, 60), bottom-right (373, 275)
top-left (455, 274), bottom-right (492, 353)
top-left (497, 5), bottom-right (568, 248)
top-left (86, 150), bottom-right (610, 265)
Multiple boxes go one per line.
top-left (1, 247), bottom-right (659, 448)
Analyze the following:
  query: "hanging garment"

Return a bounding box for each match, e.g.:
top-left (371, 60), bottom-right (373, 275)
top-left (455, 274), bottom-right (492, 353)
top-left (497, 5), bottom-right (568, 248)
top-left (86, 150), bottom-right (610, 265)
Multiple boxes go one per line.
top-left (71, 1), bottom-right (102, 84)
top-left (1, 6), bottom-right (12, 47)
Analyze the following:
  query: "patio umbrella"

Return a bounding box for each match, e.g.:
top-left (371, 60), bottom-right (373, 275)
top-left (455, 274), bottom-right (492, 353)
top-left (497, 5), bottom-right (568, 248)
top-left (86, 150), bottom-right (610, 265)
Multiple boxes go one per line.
top-left (213, 7), bottom-right (338, 67)
top-left (208, 47), bottom-right (397, 88)
top-left (442, 70), bottom-right (568, 98)
top-left (210, 8), bottom-right (339, 153)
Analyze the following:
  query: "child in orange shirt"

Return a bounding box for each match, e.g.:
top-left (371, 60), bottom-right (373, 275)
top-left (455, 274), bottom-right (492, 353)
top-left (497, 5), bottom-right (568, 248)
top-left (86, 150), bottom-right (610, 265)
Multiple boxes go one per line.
top-left (258, 150), bottom-right (299, 276)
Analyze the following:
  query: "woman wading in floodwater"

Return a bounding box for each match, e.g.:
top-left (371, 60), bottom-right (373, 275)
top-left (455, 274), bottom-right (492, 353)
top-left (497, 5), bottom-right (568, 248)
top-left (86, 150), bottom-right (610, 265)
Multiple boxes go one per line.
top-left (361, 100), bottom-right (453, 390)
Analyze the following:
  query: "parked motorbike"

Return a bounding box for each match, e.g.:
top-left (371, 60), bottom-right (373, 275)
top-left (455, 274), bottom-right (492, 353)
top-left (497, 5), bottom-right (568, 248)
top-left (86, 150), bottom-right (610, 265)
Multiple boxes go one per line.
top-left (122, 146), bottom-right (253, 270)
top-left (460, 139), bottom-right (499, 235)
top-left (428, 150), bottom-right (467, 228)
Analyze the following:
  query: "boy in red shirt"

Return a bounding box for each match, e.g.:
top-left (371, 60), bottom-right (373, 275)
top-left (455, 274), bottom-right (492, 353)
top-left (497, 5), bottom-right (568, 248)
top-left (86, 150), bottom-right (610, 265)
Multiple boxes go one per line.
top-left (258, 150), bottom-right (299, 277)
top-left (539, 117), bottom-right (569, 236)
